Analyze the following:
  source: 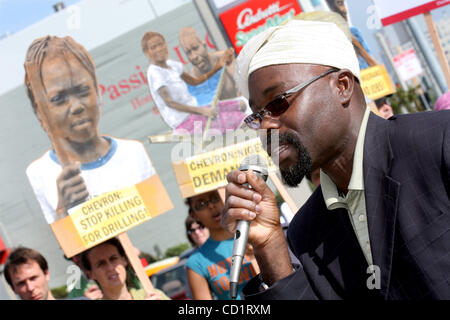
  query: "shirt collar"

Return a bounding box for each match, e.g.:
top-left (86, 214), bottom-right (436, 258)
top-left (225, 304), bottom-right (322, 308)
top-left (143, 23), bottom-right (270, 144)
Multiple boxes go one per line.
top-left (49, 136), bottom-right (116, 170)
top-left (320, 107), bottom-right (371, 208)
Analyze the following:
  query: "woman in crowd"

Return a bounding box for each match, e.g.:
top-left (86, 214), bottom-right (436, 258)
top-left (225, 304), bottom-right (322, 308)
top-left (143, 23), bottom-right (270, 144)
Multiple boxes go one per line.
top-left (185, 190), bottom-right (259, 300)
top-left (81, 238), bottom-right (169, 300)
top-left (185, 214), bottom-right (209, 248)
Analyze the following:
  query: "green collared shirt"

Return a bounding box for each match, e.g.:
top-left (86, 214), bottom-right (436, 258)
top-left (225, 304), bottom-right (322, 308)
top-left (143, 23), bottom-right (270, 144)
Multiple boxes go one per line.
top-left (320, 107), bottom-right (373, 266)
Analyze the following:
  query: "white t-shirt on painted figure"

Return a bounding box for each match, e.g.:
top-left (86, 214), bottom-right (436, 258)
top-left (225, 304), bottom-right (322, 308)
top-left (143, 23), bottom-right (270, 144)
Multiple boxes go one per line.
top-left (147, 59), bottom-right (199, 129)
top-left (26, 137), bottom-right (156, 224)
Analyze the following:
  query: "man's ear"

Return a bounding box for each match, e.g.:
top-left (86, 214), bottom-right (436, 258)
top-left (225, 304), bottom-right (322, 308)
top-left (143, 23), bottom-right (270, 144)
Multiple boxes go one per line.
top-left (334, 69), bottom-right (355, 108)
top-left (45, 269), bottom-right (51, 282)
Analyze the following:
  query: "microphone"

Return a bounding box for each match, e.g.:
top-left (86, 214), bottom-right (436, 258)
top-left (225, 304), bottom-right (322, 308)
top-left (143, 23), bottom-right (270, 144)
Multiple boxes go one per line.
top-left (229, 154), bottom-right (268, 299)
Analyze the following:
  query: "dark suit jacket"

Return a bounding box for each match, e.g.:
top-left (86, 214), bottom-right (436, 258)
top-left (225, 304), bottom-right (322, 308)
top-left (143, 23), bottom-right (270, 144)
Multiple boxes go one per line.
top-left (244, 111), bottom-right (450, 300)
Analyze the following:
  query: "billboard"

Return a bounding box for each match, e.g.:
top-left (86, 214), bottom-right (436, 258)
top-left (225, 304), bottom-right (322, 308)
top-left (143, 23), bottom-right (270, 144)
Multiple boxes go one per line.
top-left (218, 0), bottom-right (302, 53)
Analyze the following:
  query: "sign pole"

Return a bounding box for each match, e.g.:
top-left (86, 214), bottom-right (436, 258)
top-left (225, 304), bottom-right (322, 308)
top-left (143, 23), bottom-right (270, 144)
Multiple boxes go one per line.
top-left (202, 67), bottom-right (226, 146)
top-left (423, 11), bottom-right (450, 89)
top-left (117, 233), bottom-right (155, 295)
top-left (268, 172), bottom-right (298, 214)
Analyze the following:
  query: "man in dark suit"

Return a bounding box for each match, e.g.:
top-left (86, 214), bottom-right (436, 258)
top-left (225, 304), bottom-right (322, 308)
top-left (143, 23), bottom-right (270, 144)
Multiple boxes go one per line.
top-left (222, 19), bottom-right (450, 299)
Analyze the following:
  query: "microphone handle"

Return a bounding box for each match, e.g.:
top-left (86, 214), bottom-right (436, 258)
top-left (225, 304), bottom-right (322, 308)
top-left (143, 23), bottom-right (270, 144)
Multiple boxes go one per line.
top-left (230, 219), bottom-right (250, 299)
top-left (229, 171), bottom-right (266, 299)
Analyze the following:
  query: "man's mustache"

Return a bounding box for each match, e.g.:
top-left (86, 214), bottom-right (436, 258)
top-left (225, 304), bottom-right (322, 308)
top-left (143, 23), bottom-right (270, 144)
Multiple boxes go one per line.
top-left (259, 129), bottom-right (297, 155)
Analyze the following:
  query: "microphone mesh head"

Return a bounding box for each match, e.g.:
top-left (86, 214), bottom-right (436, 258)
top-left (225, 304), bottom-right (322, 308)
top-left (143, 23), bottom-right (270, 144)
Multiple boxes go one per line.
top-left (239, 154), bottom-right (268, 177)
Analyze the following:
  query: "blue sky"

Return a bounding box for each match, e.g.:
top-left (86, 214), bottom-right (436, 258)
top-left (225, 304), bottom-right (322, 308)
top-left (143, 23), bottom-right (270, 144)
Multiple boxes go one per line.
top-left (0, 0), bottom-right (81, 36)
top-left (0, 0), bottom-right (449, 44)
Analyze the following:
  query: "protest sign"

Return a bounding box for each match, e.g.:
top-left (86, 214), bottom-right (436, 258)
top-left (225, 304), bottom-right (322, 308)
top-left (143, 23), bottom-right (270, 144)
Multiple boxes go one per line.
top-left (360, 65), bottom-right (396, 100)
top-left (393, 49), bottom-right (424, 82)
top-left (172, 138), bottom-right (277, 198)
top-left (50, 174), bottom-right (173, 258)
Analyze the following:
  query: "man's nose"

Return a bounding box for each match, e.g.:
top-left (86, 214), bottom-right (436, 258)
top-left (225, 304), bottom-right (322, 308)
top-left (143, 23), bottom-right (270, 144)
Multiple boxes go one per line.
top-left (25, 280), bottom-right (35, 292)
top-left (261, 116), bottom-right (282, 130)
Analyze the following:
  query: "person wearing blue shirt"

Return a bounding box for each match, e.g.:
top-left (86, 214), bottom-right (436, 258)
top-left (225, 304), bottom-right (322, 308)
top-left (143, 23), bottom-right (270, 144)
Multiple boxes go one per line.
top-left (185, 190), bottom-right (259, 300)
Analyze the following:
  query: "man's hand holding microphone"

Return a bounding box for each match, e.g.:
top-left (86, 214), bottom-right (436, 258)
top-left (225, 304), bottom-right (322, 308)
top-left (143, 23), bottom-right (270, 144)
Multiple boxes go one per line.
top-left (222, 158), bottom-right (294, 299)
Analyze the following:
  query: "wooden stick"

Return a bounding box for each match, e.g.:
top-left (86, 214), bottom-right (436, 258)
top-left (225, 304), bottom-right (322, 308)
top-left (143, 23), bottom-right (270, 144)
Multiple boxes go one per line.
top-left (202, 68), bottom-right (226, 145)
top-left (424, 11), bottom-right (450, 89)
top-left (217, 187), bottom-right (226, 203)
top-left (268, 172), bottom-right (298, 215)
top-left (117, 233), bottom-right (155, 295)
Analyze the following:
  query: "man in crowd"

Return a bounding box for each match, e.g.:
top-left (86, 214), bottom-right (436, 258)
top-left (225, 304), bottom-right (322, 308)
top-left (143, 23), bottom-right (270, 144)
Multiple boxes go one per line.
top-left (4, 247), bottom-right (55, 300)
top-left (222, 19), bottom-right (450, 299)
top-left (374, 97), bottom-right (394, 119)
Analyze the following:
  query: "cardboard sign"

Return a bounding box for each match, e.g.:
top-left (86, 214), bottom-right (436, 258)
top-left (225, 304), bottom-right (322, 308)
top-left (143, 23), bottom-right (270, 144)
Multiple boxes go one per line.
top-left (373, 0), bottom-right (450, 26)
top-left (172, 138), bottom-right (277, 198)
top-left (218, 0), bottom-right (302, 54)
top-left (393, 49), bottom-right (424, 82)
top-left (360, 65), bottom-right (396, 100)
top-left (51, 174), bottom-right (173, 258)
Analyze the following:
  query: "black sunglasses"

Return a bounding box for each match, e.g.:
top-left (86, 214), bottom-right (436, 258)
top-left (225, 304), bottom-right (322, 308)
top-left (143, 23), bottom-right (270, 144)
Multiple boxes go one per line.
top-left (244, 69), bottom-right (338, 129)
top-left (192, 194), bottom-right (221, 212)
top-left (187, 225), bottom-right (205, 235)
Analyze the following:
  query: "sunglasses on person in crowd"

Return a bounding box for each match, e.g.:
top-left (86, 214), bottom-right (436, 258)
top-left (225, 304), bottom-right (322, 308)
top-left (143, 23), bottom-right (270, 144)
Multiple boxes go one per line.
top-left (187, 225), bottom-right (205, 235)
top-left (192, 194), bottom-right (221, 212)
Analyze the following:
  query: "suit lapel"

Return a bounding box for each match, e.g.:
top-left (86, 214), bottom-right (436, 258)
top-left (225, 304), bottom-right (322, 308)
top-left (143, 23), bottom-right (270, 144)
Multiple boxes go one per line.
top-left (363, 114), bottom-right (400, 299)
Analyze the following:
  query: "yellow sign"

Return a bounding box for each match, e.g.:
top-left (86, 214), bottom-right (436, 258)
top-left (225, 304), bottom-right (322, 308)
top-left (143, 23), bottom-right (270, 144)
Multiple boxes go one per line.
top-left (50, 174), bottom-right (173, 258)
top-left (360, 64), bottom-right (396, 100)
top-left (172, 138), bottom-right (277, 198)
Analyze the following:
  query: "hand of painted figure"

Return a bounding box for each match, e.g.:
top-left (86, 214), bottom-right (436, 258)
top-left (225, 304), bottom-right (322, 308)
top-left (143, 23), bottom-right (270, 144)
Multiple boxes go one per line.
top-left (238, 99), bottom-right (247, 112)
top-left (218, 48), bottom-right (235, 67)
top-left (55, 163), bottom-right (89, 218)
top-left (222, 170), bottom-right (281, 250)
top-left (200, 106), bottom-right (218, 118)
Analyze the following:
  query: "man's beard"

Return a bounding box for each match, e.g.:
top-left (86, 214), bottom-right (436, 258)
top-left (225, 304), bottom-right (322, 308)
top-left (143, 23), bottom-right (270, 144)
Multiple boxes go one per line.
top-left (278, 132), bottom-right (312, 187)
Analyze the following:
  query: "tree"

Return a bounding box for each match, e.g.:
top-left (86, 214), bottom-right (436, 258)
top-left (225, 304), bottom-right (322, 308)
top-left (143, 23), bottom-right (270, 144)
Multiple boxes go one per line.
top-left (164, 243), bottom-right (190, 258)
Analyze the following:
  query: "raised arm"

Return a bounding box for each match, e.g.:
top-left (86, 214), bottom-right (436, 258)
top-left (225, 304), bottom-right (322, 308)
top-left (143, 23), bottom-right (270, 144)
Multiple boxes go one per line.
top-left (157, 86), bottom-right (217, 118)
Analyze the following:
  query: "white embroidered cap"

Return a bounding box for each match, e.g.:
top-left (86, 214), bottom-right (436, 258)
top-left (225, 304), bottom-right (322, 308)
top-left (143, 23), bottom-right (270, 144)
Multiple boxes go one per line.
top-left (234, 19), bottom-right (360, 99)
